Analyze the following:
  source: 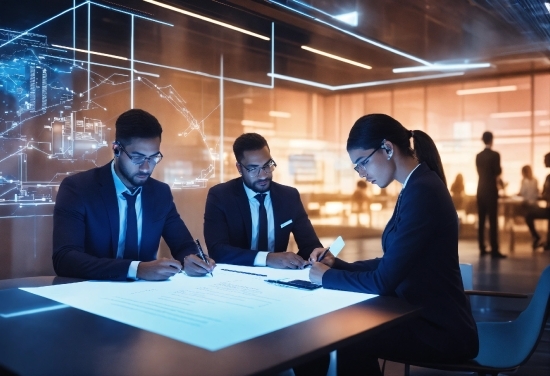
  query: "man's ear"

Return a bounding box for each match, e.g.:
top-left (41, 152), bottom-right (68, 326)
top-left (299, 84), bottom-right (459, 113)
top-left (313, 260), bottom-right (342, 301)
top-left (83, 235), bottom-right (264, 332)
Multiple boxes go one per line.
top-left (236, 162), bottom-right (242, 175)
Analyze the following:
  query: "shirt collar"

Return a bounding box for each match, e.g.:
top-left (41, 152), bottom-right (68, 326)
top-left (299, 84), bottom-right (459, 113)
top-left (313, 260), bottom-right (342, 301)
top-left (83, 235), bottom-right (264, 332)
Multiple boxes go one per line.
top-left (111, 161), bottom-right (141, 196)
top-left (402, 163), bottom-right (421, 189)
top-left (243, 181), bottom-right (270, 200)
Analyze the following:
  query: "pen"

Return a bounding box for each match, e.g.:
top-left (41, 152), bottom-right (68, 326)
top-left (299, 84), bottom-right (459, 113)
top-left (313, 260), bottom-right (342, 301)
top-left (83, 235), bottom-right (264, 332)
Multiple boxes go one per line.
top-left (317, 247), bottom-right (331, 262)
top-left (221, 268), bottom-right (267, 277)
top-left (195, 239), bottom-right (213, 277)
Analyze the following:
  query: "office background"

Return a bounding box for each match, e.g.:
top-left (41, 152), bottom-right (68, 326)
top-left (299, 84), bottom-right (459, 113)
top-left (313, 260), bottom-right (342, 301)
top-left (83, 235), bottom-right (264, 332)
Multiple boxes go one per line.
top-left (1, 0), bottom-right (550, 279)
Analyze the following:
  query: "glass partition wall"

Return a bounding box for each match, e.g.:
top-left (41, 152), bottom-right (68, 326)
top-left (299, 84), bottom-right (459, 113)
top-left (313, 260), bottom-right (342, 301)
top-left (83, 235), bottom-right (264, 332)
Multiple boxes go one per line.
top-left (1, 1), bottom-right (548, 278)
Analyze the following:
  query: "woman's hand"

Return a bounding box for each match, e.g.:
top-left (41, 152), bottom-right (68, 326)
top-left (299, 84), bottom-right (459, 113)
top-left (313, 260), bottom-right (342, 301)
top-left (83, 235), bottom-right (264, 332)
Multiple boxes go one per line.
top-left (309, 262), bottom-right (330, 285)
top-left (308, 247), bottom-right (336, 267)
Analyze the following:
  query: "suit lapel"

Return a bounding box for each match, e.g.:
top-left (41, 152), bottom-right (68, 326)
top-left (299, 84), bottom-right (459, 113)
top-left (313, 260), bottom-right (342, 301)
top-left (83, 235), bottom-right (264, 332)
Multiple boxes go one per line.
top-left (98, 163), bottom-right (120, 258)
top-left (141, 181), bottom-right (155, 259)
top-left (233, 180), bottom-right (253, 247)
top-left (270, 183), bottom-right (284, 251)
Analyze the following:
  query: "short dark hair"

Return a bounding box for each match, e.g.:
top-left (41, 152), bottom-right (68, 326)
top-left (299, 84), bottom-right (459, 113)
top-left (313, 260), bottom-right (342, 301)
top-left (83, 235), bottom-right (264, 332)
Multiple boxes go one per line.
top-left (233, 133), bottom-right (269, 163)
top-left (482, 131), bottom-right (493, 145)
top-left (115, 109), bottom-right (162, 145)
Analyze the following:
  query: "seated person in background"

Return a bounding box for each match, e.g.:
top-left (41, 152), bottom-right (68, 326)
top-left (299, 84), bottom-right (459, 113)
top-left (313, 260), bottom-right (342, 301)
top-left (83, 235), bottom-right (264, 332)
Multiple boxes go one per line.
top-left (525, 153), bottom-right (550, 251)
top-left (450, 173), bottom-right (465, 211)
top-left (53, 109), bottom-right (215, 281)
top-left (351, 179), bottom-right (371, 225)
top-left (517, 165), bottom-right (541, 248)
top-left (204, 133), bottom-right (325, 269)
top-left (309, 114), bottom-right (479, 376)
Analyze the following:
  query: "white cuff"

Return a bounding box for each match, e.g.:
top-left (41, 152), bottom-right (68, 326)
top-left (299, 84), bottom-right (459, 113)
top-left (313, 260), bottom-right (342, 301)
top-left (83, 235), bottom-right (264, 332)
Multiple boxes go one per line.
top-left (127, 261), bottom-right (141, 280)
top-left (253, 251), bottom-right (269, 267)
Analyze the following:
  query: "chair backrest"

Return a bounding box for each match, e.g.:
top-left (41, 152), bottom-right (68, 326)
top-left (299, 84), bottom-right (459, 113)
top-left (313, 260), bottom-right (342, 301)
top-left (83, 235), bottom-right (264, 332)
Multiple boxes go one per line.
top-left (459, 263), bottom-right (473, 290)
top-left (475, 265), bottom-right (550, 368)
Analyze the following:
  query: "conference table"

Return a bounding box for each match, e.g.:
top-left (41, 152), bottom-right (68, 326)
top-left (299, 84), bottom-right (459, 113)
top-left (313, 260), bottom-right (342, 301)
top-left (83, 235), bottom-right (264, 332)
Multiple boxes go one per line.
top-left (0, 275), bottom-right (420, 376)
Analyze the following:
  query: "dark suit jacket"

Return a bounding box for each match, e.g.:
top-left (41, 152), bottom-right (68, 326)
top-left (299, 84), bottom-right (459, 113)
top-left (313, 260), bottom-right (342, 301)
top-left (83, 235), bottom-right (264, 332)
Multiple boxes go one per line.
top-left (476, 148), bottom-right (501, 200)
top-left (323, 164), bottom-right (479, 359)
top-left (204, 178), bottom-right (322, 265)
top-left (52, 162), bottom-right (196, 281)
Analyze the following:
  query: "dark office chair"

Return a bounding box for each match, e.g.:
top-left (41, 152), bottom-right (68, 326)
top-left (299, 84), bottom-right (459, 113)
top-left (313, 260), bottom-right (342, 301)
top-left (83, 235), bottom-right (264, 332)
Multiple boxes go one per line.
top-left (388, 265), bottom-right (550, 376)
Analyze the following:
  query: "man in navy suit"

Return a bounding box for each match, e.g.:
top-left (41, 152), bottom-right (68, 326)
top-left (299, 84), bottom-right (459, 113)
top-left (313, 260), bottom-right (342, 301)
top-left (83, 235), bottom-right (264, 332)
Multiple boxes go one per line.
top-left (53, 109), bottom-right (215, 281)
top-left (476, 131), bottom-right (506, 258)
top-left (204, 132), bottom-right (325, 268)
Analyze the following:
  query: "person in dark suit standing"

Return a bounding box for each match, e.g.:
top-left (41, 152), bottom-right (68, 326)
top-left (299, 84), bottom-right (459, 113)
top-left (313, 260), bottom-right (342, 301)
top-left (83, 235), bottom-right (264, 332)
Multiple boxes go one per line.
top-left (204, 133), bottom-right (325, 268)
top-left (476, 131), bottom-right (506, 258)
top-left (53, 109), bottom-right (215, 281)
top-left (309, 114), bottom-right (478, 376)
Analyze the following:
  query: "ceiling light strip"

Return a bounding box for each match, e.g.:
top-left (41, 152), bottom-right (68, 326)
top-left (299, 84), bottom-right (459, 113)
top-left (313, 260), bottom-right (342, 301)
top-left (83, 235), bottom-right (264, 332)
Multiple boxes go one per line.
top-left (52, 44), bottom-right (128, 60)
top-left (268, 72), bottom-right (464, 91)
top-left (267, 0), bottom-right (431, 66)
top-left (301, 46), bottom-right (372, 69)
top-left (393, 63), bottom-right (491, 73)
top-left (143, 0), bottom-right (270, 40)
top-left (456, 85), bottom-right (517, 95)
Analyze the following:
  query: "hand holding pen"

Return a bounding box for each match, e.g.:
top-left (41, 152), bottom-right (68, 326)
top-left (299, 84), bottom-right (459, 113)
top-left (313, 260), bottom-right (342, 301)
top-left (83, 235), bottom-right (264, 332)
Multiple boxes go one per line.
top-left (308, 246), bottom-right (336, 267)
top-left (182, 239), bottom-right (216, 277)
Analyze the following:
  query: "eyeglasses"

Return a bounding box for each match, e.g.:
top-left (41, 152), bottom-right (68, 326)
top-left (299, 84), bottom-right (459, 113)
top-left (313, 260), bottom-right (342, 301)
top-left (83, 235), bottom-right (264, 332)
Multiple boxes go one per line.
top-left (240, 159), bottom-right (277, 178)
top-left (353, 146), bottom-right (381, 174)
top-left (118, 143), bottom-right (163, 166)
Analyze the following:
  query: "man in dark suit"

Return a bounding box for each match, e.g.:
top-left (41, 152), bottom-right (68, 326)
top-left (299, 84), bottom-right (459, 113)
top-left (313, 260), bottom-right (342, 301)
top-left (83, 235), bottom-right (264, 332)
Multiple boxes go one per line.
top-left (525, 152), bottom-right (550, 251)
top-left (476, 131), bottom-right (506, 258)
top-left (204, 133), bottom-right (325, 268)
top-left (53, 109), bottom-right (215, 281)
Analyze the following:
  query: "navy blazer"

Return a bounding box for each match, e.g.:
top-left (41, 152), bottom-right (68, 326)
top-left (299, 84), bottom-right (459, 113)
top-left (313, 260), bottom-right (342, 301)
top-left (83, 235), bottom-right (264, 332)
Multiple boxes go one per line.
top-left (52, 162), bottom-right (196, 280)
top-left (323, 164), bottom-right (479, 359)
top-left (204, 178), bottom-right (322, 265)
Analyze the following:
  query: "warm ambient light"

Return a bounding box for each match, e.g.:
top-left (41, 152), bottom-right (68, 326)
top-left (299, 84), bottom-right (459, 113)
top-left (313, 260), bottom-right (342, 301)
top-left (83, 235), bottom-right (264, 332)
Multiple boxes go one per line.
top-left (456, 85), bottom-right (517, 95)
top-left (51, 44), bottom-right (128, 60)
top-left (143, 0), bottom-right (270, 41)
top-left (393, 63), bottom-right (491, 73)
top-left (268, 111), bottom-right (291, 118)
top-left (490, 110), bottom-right (549, 119)
top-left (241, 120), bottom-right (274, 128)
top-left (301, 46), bottom-right (372, 69)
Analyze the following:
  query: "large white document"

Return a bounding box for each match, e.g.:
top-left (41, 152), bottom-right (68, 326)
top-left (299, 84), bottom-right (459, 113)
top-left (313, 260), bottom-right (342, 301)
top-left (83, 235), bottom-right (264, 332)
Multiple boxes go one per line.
top-left (22, 264), bottom-right (376, 351)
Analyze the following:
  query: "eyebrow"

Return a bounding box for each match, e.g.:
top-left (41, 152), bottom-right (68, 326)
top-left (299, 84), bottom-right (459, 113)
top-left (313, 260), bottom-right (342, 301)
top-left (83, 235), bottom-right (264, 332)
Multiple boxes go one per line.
top-left (353, 156), bottom-right (367, 165)
top-left (129, 151), bottom-right (160, 157)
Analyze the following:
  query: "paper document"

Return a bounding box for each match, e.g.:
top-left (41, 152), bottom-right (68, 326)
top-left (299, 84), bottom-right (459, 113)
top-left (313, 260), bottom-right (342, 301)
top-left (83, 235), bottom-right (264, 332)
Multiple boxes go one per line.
top-left (329, 236), bottom-right (345, 257)
top-left (22, 264), bottom-right (375, 351)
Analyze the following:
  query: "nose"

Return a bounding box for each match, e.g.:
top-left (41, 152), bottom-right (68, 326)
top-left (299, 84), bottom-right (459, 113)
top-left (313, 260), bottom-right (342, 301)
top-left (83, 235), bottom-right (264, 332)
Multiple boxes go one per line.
top-left (139, 159), bottom-right (152, 172)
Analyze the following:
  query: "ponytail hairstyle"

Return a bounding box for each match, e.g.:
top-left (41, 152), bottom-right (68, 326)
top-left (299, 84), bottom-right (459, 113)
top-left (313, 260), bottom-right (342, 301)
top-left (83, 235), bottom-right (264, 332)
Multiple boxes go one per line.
top-left (346, 114), bottom-right (447, 185)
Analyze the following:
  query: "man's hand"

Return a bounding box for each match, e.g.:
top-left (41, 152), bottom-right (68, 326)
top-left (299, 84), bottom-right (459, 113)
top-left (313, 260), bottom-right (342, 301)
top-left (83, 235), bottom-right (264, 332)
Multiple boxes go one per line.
top-left (184, 254), bottom-right (216, 276)
top-left (309, 262), bottom-right (330, 284)
top-left (308, 247), bottom-right (335, 267)
top-left (136, 258), bottom-right (182, 281)
top-left (266, 252), bottom-right (308, 269)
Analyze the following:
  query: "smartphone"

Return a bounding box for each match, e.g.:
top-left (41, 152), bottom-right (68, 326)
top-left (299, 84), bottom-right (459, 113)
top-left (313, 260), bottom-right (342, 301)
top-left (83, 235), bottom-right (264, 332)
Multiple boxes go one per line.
top-left (265, 279), bottom-right (322, 290)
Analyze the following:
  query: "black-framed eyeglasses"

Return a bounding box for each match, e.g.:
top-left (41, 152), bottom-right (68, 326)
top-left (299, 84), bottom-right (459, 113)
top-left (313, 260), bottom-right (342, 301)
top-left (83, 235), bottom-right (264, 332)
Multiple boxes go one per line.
top-left (118, 143), bottom-right (163, 166)
top-left (353, 146), bottom-right (381, 174)
top-left (239, 159), bottom-right (277, 178)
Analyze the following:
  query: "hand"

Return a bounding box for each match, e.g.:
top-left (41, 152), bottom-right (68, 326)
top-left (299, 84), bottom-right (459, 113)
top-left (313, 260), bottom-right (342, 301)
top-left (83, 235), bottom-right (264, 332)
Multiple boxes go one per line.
top-left (309, 262), bottom-right (330, 284)
top-left (136, 258), bottom-right (182, 281)
top-left (266, 252), bottom-right (308, 269)
top-left (308, 247), bottom-right (335, 267)
top-left (184, 254), bottom-right (216, 276)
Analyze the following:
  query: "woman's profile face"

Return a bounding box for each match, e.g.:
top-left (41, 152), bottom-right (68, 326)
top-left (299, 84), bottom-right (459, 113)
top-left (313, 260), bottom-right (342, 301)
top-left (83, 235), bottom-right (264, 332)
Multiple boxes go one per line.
top-left (348, 147), bottom-right (395, 188)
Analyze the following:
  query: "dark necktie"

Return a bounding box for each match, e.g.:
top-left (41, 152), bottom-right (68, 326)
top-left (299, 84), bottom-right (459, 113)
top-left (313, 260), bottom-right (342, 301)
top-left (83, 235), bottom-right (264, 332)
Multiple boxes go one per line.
top-left (122, 191), bottom-right (139, 260)
top-left (255, 193), bottom-right (268, 251)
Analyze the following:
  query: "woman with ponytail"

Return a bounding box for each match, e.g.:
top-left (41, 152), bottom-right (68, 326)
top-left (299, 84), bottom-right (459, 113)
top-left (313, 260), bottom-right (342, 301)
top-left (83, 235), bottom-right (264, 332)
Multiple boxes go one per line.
top-left (309, 114), bottom-right (478, 375)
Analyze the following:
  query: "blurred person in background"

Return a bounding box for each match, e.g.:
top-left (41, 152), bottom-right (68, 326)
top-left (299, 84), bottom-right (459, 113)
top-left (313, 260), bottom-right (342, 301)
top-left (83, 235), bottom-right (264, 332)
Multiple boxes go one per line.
top-left (525, 154), bottom-right (550, 251)
top-left (476, 131), bottom-right (506, 258)
top-left (450, 173), bottom-right (465, 211)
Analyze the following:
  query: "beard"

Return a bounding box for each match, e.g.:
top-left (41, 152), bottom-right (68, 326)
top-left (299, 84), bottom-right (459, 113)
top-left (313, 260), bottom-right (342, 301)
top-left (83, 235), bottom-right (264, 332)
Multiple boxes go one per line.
top-left (243, 177), bottom-right (272, 193)
top-left (119, 163), bottom-right (151, 188)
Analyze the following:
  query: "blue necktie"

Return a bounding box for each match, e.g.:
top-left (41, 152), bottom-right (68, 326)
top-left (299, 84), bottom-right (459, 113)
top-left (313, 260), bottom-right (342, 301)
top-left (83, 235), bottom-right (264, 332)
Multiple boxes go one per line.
top-left (255, 193), bottom-right (268, 251)
top-left (122, 192), bottom-right (139, 260)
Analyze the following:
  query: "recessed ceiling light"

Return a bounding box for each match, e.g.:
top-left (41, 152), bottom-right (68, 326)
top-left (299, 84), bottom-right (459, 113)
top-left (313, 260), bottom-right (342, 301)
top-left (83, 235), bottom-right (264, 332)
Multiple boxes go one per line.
top-left (143, 0), bottom-right (270, 41)
top-left (269, 111), bottom-right (291, 118)
top-left (456, 85), bottom-right (517, 95)
top-left (301, 46), bottom-right (372, 69)
top-left (394, 63), bottom-right (491, 73)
